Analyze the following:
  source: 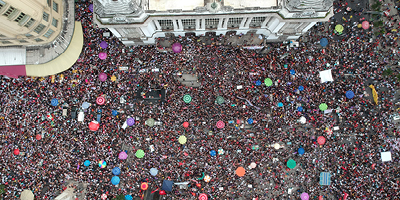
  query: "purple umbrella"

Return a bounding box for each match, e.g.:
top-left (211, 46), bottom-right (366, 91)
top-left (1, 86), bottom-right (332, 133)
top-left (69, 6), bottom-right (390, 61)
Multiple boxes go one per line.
top-left (118, 151), bottom-right (128, 160)
top-left (100, 41), bottom-right (108, 49)
top-left (99, 52), bottom-right (107, 60)
top-left (172, 43), bottom-right (182, 53)
top-left (99, 73), bottom-right (107, 81)
top-left (127, 118), bottom-right (135, 126)
top-left (89, 4), bottom-right (93, 12)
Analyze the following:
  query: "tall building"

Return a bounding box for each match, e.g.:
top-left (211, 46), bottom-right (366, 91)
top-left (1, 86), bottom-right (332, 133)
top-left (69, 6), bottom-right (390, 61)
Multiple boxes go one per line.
top-left (0, 0), bottom-right (84, 77)
top-left (93, 0), bottom-right (333, 46)
top-left (0, 0), bottom-right (63, 46)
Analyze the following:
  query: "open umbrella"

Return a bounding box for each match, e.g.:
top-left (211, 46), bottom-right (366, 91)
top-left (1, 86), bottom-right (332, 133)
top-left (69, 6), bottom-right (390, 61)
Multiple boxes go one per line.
top-left (298, 148), bottom-right (305, 155)
top-left (287, 159), bottom-right (296, 169)
top-left (277, 102), bottom-right (283, 107)
top-left (297, 106), bottom-right (303, 112)
top-left (100, 41), bottom-right (108, 49)
top-left (127, 118), bottom-right (135, 126)
top-left (218, 149), bottom-right (224, 155)
top-left (299, 116), bottom-right (306, 124)
top-left (98, 160), bottom-right (106, 168)
top-left (84, 160), bottom-right (90, 167)
top-left (112, 110), bottom-right (118, 116)
top-left (178, 135), bottom-right (187, 144)
top-left (36, 134), bottom-right (42, 140)
top-left (88, 4), bottom-right (93, 12)
top-left (335, 24), bottom-right (344, 33)
top-left (255, 80), bottom-right (261, 86)
top-left (150, 168), bottom-right (158, 176)
top-left (99, 52), bottom-right (107, 60)
top-left (141, 182), bottom-right (149, 190)
top-left (264, 78), bottom-right (273, 86)
top-left (111, 176), bottom-right (120, 185)
top-left (183, 122), bottom-right (189, 128)
top-left (51, 98), bottom-right (58, 106)
top-left (14, 149), bottom-right (20, 155)
top-left (301, 192), bottom-right (310, 200)
top-left (274, 143), bottom-right (280, 149)
top-left (298, 85), bottom-right (304, 91)
top-left (320, 38), bottom-right (328, 47)
top-left (247, 118), bottom-right (253, 124)
top-left (199, 193), bottom-right (208, 200)
top-left (20, 190), bottom-right (34, 200)
top-left (96, 96), bottom-right (106, 105)
top-left (216, 96), bottom-right (224, 104)
top-left (118, 151), bottom-right (128, 160)
top-left (99, 73), bottom-right (107, 81)
top-left (204, 175), bottom-right (211, 182)
top-left (125, 195), bottom-right (133, 200)
top-left (317, 136), bottom-right (326, 145)
top-left (290, 69), bottom-right (296, 75)
top-left (319, 103), bottom-right (328, 111)
top-left (136, 149), bottom-right (145, 158)
top-left (236, 167), bottom-right (245, 177)
top-left (210, 150), bottom-right (216, 156)
top-left (172, 43), bottom-right (182, 53)
top-left (89, 121), bottom-right (100, 131)
top-left (216, 121), bottom-right (225, 128)
top-left (112, 167), bottom-right (121, 175)
top-left (146, 118), bottom-right (155, 127)
top-left (346, 90), bottom-right (354, 99)
top-left (362, 21), bottom-right (370, 29)
top-left (82, 102), bottom-right (90, 109)
top-left (250, 162), bottom-right (257, 169)
top-left (183, 94), bottom-right (192, 103)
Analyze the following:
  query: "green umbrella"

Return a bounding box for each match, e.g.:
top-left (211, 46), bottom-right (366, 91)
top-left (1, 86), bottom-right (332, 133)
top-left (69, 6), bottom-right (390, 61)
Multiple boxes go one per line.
top-left (178, 135), bottom-right (187, 144)
top-left (335, 24), bottom-right (344, 33)
top-left (319, 103), bottom-right (328, 111)
top-left (136, 149), bottom-right (145, 158)
top-left (146, 118), bottom-right (155, 127)
top-left (216, 96), bottom-right (224, 105)
top-left (264, 78), bottom-right (273, 87)
top-left (183, 94), bottom-right (192, 103)
top-left (287, 159), bottom-right (296, 169)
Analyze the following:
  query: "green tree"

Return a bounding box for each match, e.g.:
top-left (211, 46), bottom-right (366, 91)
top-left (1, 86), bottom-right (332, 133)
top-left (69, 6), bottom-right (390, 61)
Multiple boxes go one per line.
top-left (383, 68), bottom-right (393, 76)
top-left (112, 194), bottom-right (125, 200)
top-left (0, 185), bottom-right (5, 200)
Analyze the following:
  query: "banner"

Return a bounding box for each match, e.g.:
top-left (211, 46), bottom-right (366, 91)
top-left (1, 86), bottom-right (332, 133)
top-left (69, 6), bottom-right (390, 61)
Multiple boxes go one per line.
top-left (369, 85), bottom-right (378, 105)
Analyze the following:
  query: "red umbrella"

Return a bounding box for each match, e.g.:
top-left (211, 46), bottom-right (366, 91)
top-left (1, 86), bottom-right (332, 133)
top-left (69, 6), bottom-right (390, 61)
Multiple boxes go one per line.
top-left (159, 190), bottom-right (166, 195)
top-left (36, 134), bottom-right (42, 140)
top-left (14, 149), bottom-right (20, 155)
top-left (236, 119), bottom-right (241, 124)
top-left (89, 121), bottom-right (100, 131)
top-left (96, 96), bottom-right (106, 105)
top-left (199, 193), bottom-right (208, 200)
top-left (216, 121), bottom-right (225, 129)
top-left (141, 182), bottom-right (148, 190)
top-left (183, 122), bottom-right (189, 128)
top-left (317, 136), bottom-right (326, 145)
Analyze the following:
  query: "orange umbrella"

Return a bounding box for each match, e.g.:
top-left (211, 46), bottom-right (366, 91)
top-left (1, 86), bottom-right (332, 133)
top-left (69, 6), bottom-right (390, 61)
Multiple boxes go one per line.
top-left (140, 182), bottom-right (148, 190)
top-left (236, 167), bottom-right (245, 177)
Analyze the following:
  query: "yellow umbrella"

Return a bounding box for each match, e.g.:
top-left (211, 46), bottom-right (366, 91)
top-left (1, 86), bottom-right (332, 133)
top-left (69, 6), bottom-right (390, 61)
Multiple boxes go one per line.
top-left (111, 75), bottom-right (117, 82)
top-left (357, 24), bottom-right (362, 28)
top-left (178, 135), bottom-right (187, 144)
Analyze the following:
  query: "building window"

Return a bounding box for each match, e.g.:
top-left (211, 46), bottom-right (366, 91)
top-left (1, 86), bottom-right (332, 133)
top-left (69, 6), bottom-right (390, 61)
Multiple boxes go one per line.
top-left (250, 17), bottom-right (266, 27)
top-left (0, 34), bottom-right (5, 37)
top-left (43, 12), bottom-right (49, 22)
top-left (205, 18), bottom-right (219, 29)
top-left (25, 33), bottom-right (33, 37)
top-left (17, 14), bottom-right (30, 26)
top-left (47, 0), bottom-right (51, 7)
top-left (0, 0), bottom-right (5, 10)
top-left (1, 41), bottom-right (12, 44)
top-left (227, 18), bottom-right (243, 28)
top-left (52, 18), bottom-right (58, 27)
top-left (33, 24), bottom-right (46, 34)
top-left (35, 38), bottom-right (44, 42)
top-left (24, 18), bottom-right (36, 28)
top-left (53, 2), bottom-right (58, 13)
top-left (182, 19), bottom-right (196, 30)
top-left (19, 40), bottom-right (28, 43)
top-left (43, 29), bottom-right (54, 38)
top-left (3, 6), bottom-right (18, 19)
top-left (158, 20), bottom-right (173, 30)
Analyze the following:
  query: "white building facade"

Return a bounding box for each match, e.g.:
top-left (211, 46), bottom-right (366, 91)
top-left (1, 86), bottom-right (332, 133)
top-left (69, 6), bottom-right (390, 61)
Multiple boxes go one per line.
top-left (93, 0), bottom-right (333, 46)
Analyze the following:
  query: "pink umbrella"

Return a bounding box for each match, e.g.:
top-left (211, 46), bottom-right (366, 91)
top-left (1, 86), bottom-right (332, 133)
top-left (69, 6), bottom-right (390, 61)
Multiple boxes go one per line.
top-left (99, 73), bottom-right (107, 81)
top-left (317, 136), bottom-right (326, 145)
top-left (183, 122), bottom-right (189, 128)
top-left (301, 192), bottom-right (309, 200)
top-left (118, 151), bottom-right (128, 160)
top-left (99, 52), bottom-right (107, 60)
top-left (216, 121), bottom-right (225, 129)
top-left (96, 96), bottom-right (106, 105)
top-left (362, 21), bottom-right (370, 30)
top-left (199, 193), bottom-right (208, 200)
top-left (172, 43), bottom-right (182, 53)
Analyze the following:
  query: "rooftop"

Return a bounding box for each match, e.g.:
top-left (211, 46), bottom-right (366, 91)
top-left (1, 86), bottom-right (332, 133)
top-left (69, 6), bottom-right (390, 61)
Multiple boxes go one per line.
top-left (148, 0), bottom-right (277, 11)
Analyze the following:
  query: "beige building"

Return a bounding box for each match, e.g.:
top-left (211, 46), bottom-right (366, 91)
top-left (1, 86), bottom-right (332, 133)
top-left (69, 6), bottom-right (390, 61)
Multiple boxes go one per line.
top-left (0, 0), bottom-right (63, 46)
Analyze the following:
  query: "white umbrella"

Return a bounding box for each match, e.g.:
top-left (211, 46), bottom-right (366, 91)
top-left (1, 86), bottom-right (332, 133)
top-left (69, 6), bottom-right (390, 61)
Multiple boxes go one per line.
top-left (274, 143), bottom-right (280, 150)
top-left (250, 162), bottom-right (256, 169)
top-left (21, 190), bottom-right (34, 200)
top-left (299, 116), bottom-right (306, 124)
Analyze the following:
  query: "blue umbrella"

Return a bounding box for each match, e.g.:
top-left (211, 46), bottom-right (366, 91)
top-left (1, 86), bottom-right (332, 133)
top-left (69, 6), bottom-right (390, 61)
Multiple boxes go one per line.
top-left (277, 102), bottom-right (283, 107)
top-left (298, 147), bottom-right (305, 155)
top-left (346, 90), bottom-right (354, 99)
top-left (112, 110), bottom-right (118, 116)
top-left (290, 69), bottom-right (296, 75)
top-left (51, 99), bottom-right (58, 106)
top-left (297, 106), bottom-right (303, 112)
top-left (84, 160), bottom-right (90, 167)
top-left (150, 168), bottom-right (158, 176)
top-left (298, 86), bottom-right (304, 91)
top-left (210, 150), bottom-right (216, 156)
top-left (255, 80), bottom-right (261, 86)
top-left (125, 195), bottom-right (133, 200)
top-left (320, 38), bottom-right (328, 47)
top-left (112, 167), bottom-right (121, 175)
top-left (82, 102), bottom-right (90, 109)
top-left (111, 176), bottom-right (120, 185)
top-left (247, 118), bottom-right (253, 124)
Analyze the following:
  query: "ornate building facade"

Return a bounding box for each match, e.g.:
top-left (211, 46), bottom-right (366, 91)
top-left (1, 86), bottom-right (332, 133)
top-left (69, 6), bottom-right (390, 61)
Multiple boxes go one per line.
top-left (93, 0), bottom-right (333, 45)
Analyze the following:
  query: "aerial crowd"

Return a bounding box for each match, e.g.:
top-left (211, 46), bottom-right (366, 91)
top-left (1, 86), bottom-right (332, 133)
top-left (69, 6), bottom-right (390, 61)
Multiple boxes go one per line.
top-left (0, 0), bottom-right (400, 199)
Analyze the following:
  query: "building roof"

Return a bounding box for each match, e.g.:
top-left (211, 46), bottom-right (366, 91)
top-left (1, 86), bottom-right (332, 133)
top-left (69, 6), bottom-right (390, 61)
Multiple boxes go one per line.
top-left (148, 0), bottom-right (277, 11)
top-left (0, 48), bottom-right (26, 66)
top-left (224, 0), bottom-right (277, 8)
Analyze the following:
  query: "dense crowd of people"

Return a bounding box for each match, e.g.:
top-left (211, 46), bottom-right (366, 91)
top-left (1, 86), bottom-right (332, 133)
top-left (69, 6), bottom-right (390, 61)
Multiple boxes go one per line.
top-left (1, 0), bottom-right (400, 199)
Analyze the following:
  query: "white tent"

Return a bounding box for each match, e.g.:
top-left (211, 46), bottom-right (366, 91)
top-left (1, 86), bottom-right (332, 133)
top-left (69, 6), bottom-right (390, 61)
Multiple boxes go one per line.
top-left (319, 69), bottom-right (334, 83)
top-left (381, 151), bottom-right (392, 162)
top-left (20, 190), bottom-right (34, 200)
